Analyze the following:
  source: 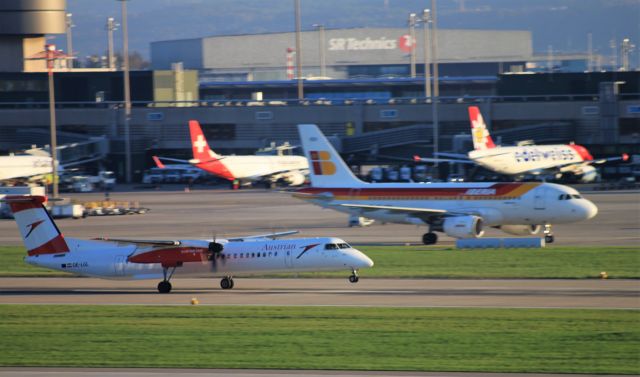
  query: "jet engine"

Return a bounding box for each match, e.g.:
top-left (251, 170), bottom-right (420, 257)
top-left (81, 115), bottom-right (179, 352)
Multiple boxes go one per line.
top-left (283, 171), bottom-right (306, 186)
top-left (499, 224), bottom-right (542, 236)
top-left (579, 165), bottom-right (598, 183)
top-left (443, 216), bottom-right (484, 239)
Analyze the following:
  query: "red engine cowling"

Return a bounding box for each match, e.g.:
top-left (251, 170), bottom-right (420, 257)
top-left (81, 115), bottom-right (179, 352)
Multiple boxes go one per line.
top-left (499, 224), bottom-right (542, 236)
top-left (443, 216), bottom-right (484, 239)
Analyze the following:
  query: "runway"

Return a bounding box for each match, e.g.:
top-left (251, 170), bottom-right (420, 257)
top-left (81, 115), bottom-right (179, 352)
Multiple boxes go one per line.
top-left (1, 278), bottom-right (637, 309)
top-left (0, 188), bottom-right (638, 247)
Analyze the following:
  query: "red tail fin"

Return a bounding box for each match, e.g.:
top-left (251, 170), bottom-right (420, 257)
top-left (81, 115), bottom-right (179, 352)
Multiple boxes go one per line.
top-left (189, 120), bottom-right (220, 162)
top-left (4, 196), bottom-right (70, 255)
top-left (468, 106), bottom-right (496, 150)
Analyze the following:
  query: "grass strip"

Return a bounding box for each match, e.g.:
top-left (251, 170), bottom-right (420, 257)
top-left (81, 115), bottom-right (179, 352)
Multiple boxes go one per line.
top-left (0, 305), bottom-right (638, 374)
top-left (0, 245), bottom-right (638, 279)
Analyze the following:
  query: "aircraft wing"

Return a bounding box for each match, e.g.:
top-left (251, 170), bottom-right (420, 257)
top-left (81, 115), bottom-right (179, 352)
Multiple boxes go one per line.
top-left (413, 155), bottom-right (475, 164)
top-left (228, 230), bottom-right (299, 241)
top-left (340, 203), bottom-right (458, 221)
top-left (153, 156), bottom-right (190, 167)
top-left (591, 153), bottom-right (629, 165)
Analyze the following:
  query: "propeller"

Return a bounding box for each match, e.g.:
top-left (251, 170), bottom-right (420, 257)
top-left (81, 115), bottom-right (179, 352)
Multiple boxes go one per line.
top-left (206, 232), bottom-right (225, 273)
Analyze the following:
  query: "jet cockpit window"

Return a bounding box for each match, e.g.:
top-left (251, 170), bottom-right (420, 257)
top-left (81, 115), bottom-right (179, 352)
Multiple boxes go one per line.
top-left (558, 194), bottom-right (570, 200)
top-left (338, 243), bottom-right (350, 249)
top-left (571, 194), bottom-right (582, 199)
top-left (325, 243), bottom-right (338, 250)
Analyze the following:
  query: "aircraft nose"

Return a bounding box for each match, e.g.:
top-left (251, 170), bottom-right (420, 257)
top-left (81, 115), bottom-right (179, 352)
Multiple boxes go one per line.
top-left (573, 200), bottom-right (598, 220)
top-left (583, 200), bottom-right (598, 219)
top-left (351, 249), bottom-right (374, 269)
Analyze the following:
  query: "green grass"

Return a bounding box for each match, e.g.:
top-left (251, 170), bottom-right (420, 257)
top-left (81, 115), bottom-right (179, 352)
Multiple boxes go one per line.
top-left (0, 305), bottom-right (638, 374)
top-left (1, 245), bottom-right (639, 278)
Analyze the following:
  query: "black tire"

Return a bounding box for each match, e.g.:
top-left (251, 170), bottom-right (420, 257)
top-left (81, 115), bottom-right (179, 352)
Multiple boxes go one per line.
top-left (157, 281), bottom-right (172, 293)
top-left (422, 232), bottom-right (438, 245)
top-left (229, 278), bottom-right (235, 289)
top-left (545, 235), bottom-right (555, 243)
top-left (220, 277), bottom-right (233, 290)
top-left (348, 275), bottom-right (359, 283)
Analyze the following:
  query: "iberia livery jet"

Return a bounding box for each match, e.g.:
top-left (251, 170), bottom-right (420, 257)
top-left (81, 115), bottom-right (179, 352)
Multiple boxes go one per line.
top-left (294, 124), bottom-right (598, 245)
top-left (4, 196), bottom-right (373, 293)
top-left (415, 106), bottom-right (628, 183)
top-left (154, 120), bottom-right (309, 187)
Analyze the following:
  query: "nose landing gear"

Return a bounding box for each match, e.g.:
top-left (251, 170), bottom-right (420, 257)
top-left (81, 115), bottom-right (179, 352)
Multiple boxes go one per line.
top-left (543, 224), bottom-right (554, 243)
top-left (348, 269), bottom-right (359, 283)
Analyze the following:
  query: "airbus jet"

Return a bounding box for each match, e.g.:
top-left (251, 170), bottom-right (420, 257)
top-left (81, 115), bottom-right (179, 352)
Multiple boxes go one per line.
top-left (154, 120), bottom-right (309, 188)
top-left (414, 106), bottom-right (628, 183)
top-left (4, 195), bottom-right (373, 293)
top-left (294, 124), bottom-right (598, 245)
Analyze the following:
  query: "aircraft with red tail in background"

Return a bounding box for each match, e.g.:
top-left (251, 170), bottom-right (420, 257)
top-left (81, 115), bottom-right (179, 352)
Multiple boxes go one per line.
top-left (153, 120), bottom-right (308, 188)
top-left (3, 195), bottom-right (373, 293)
top-left (414, 106), bottom-right (628, 183)
top-left (294, 124), bottom-right (598, 245)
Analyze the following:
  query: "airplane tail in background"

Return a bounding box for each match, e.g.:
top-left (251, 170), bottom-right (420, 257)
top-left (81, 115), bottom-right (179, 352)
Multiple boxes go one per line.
top-left (468, 106), bottom-right (496, 151)
top-left (297, 124), bottom-right (364, 188)
top-left (3, 196), bottom-right (70, 256)
top-left (189, 120), bottom-right (221, 162)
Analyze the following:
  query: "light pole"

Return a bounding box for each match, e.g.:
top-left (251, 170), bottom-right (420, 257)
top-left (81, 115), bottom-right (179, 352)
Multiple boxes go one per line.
top-left (119, 0), bottom-right (132, 183)
top-left (422, 9), bottom-right (431, 100)
top-left (408, 13), bottom-right (417, 78)
top-left (312, 23), bottom-right (326, 77)
top-left (430, 0), bottom-right (439, 171)
top-left (106, 17), bottom-right (118, 69)
top-left (294, 0), bottom-right (304, 99)
top-left (65, 13), bottom-right (74, 68)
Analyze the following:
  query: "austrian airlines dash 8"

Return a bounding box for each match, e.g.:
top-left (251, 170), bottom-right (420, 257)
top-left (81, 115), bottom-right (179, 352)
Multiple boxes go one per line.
top-left (154, 120), bottom-right (309, 188)
top-left (414, 106), bottom-right (628, 183)
top-left (294, 124), bottom-right (597, 245)
top-left (4, 196), bottom-right (373, 293)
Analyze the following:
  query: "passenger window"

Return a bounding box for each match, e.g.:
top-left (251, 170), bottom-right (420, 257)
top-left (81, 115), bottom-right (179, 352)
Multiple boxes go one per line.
top-left (251, 253), bottom-right (255, 258)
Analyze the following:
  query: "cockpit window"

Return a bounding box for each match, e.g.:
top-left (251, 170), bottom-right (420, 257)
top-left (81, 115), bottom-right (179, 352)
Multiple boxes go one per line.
top-left (338, 243), bottom-right (350, 249)
top-left (571, 194), bottom-right (582, 199)
top-left (325, 243), bottom-right (338, 250)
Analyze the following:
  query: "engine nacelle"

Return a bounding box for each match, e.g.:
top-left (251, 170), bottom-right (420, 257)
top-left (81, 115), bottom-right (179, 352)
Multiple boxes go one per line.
top-left (499, 224), bottom-right (542, 236)
top-left (579, 165), bottom-right (598, 183)
top-left (443, 216), bottom-right (484, 239)
top-left (283, 171), bottom-right (306, 186)
top-left (208, 242), bottom-right (224, 254)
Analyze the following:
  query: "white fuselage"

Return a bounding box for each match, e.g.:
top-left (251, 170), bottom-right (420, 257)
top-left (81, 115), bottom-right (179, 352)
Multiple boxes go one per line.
top-left (25, 237), bottom-right (372, 280)
top-left (295, 182), bottom-right (597, 227)
top-left (469, 145), bottom-right (584, 175)
top-left (0, 155), bottom-right (53, 180)
top-left (223, 155), bottom-right (308, 180)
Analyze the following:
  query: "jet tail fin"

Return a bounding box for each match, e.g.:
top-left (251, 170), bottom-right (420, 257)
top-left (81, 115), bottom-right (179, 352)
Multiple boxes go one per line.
top-left (468, 106), bottom-right (496, 151)
top-left (2, 196), bottom-right (70, 256)
top-left (189, 120), bottom-right (221, 162)
top-left (297, 124), bottom-right (364, 188)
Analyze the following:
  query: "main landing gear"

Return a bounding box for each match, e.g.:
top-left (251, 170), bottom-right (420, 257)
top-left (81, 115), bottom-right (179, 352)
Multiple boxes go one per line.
top-left (422, 232), bottom-right (438, 245)
top-left (157, 266), bottom-right (177, 293)
top-left (220, 276), bottom-right (235, 290)
top-left (348, 269), bottom-right (359, 283)
top-left (544, 224), bottom-right (554, 243)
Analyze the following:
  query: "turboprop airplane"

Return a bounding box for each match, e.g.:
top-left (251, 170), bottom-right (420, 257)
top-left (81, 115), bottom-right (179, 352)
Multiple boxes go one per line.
top-left (414, 106), bottom-right (628, 183)
top-left (294, 124), bottom-right (598, 245)
top-left (154, 120), bottom-right (308, 188)
top-left (4, 195), bottom-right (373, 293)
